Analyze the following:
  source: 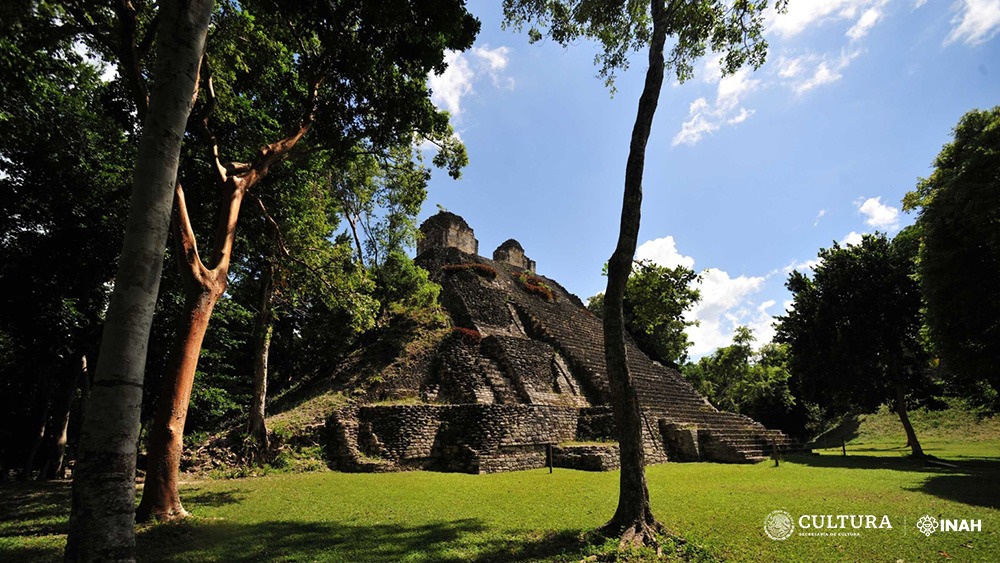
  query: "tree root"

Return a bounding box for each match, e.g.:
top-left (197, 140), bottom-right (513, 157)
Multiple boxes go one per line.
top-left (598, 515), bottom-right (666, 552)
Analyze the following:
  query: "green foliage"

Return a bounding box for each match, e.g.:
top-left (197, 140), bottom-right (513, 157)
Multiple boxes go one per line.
top-left (503, 0), bottom-right (785, 91)
top-left (903, 106), bottom-right (1000, 398)
top-left (0, 2), bottom-right (133, 470)
top-left (589, 261), bottom-right (700, 366)
top-left (682, 328), bottom-right (798, 433)
top-left (373, 251), bottom-right (441, 319)
top-left (775, 231), bottom-right (938, 425)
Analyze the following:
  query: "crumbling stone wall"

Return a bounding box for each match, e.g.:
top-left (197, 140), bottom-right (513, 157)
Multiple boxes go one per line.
top-left (493, 239), bottom-right (535, 272)
top-left (417, 211), bottom-right (478, 256)
top-left (336, 404), bottom-right (580, 473)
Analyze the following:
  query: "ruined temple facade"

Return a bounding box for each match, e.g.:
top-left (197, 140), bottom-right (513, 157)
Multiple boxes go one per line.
top-left (328, 212), bottom-right (793, 473)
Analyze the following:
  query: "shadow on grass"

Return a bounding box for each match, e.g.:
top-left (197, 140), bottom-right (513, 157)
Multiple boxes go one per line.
top-left (787, 453), bottom-right (1000, 510)
top-left (0, 480), bottom-right (71, 538)
top-left (0, 481), bottom-right (589, 563)
top-left (138, 518), bottom-right (587, 563)
top-left (182, 487), bottom-right (250, 508)
top-left (806, 415), bottom-right (862, 449)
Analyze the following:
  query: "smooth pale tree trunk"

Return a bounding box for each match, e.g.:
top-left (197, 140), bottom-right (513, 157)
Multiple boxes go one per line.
top-left (600, 0), bottom-right (669, 546)
top-left (895, 382), bottom-right (925, 457)
top-left (64, 0), bottom-right (213, 560)
top-left (248, 260), bottom-right (276, 451)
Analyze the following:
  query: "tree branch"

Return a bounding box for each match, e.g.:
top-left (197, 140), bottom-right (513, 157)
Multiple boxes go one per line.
top-left (251, 194), bottom-right (348, 297)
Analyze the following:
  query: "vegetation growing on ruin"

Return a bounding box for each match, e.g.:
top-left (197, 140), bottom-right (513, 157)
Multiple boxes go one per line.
top-left (516, 271), bottom-right (556, 302)
top-left (441, 262), bottom-right (499, 280)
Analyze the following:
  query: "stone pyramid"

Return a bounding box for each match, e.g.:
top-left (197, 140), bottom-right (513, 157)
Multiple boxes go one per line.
top-left (327, 212), bottom-right (794, 473)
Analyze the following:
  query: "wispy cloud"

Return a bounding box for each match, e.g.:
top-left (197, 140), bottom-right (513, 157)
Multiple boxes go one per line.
top-left (673, 65), bottom-right (759, 146)
top-left (945, 0), bottom-right (1000, 46)
top-left (769, 0), bottom-right (889, 39)
top-left (429, 45), bottom-right (513, 117)
top-left (814, 209), bottom-right (827, 226)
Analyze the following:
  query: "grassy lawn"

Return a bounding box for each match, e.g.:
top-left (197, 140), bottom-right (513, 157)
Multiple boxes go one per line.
top-left (3, 407), bottom-right (998, 561)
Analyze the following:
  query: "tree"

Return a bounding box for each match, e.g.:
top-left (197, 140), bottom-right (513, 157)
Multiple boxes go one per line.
top-left (903, 106), bottom-right (1000, 400)
top-left (681, 328), bottom-right (798, 434)
top-left (775, 230), bottom-right (936, 457)
top-left (504, 0), bottom-right (781, 545)
top-left (0, 3), bottom-right (132, 480)
top-left (588, 261), bottom-right (700, 366)
top-left (63, 0), bottom-right (214, 558)
top-left (132, 1), bottom-right (478, 521)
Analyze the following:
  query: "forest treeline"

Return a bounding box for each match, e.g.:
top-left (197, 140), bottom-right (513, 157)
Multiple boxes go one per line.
top-left (0, 0), bottom-right (473, 487)
top-left (589, 106), bottom-right (1000, 450)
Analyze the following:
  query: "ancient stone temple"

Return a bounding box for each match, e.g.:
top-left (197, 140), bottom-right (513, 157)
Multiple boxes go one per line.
top-left (328, 212), bottom-right (793, 473)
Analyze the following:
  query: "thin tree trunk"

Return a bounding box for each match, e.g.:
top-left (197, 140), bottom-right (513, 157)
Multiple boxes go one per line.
top-left (43, 356), bottom-right (85, 479)
top-left (248, 259), bottom-right (275, 451)
top-left (65, 0), bottom-right (213, 559)
top-left (135, 183), bottom-right (236, 522)
top-left (894, 382), bottom-right (925, 457)
top-left (600, 0), bottom-right (669, 545)
top-left (136, 78), bottom-right (319, 521)
top-left (23, 380), bottom-right (50, 480)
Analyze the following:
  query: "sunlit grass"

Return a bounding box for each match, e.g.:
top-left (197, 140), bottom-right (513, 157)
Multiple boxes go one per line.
top-left (3, 403), bottom-right (998, 561)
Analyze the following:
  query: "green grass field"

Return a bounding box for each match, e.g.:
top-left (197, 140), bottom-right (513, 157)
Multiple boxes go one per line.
top-left (2, 406), bottom-right (998, 562)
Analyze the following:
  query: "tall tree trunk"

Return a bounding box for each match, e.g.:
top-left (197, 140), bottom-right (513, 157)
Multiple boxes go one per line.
top-left (65, 0), bottom-right (213, 559)
top-left (894, 382), bottom-right (925, 457)
top-left (135, 183), bottom-right (238, 522)
top-left (600, 0), bottom-right (669, 546)
top-left (42, 355), bottom-right (85, 479)
top-left (23, 376), bottom-right (51, 480)
top-left (136, 79), bottom-right (319, 522)
top-left (248, 258), bottom-right (275, 451)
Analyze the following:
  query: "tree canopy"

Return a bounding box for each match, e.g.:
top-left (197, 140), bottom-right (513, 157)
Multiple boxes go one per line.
top-left (903, 106), bottom-right (1000, 401)
top-left (775, 230), bottom-right (938, 456)
top-left (588, 260), bottom-right (700, 366)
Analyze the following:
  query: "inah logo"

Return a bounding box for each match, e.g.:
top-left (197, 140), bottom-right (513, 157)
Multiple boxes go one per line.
top-left (917, 515), bottom-right (939, 536)
top-left (916, 515), bottom-right (982, 536)
top-left (764, 510), bottom-right (795, 540)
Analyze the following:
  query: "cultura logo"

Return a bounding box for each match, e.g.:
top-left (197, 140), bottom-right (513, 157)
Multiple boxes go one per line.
top-left (764, 510), bottom-right (795, 541)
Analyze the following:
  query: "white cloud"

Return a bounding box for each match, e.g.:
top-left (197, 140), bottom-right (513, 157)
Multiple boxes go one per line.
top-left (770, 0), bottom-right (888, 39)
top-left (428, 46), bottom-right (513, 116)
top-left (783, 258), bottom-right (822, 274)
top-left (785, 48), bottom-right (862, 95)
top-left (685, 268), bottom-right (768, 355)
top-left (673, 68), bottom-right (759, 146)
top-left (794, 60), bottom-right (843, 94)
top-left (857, 196), bottom-right (900, 230)
top-left (429, 51), bottom-right (474, 116)
top-left (637, 235), bottom-right (777, 355)
top-left (847, 8), bottom-right (882, 41)
top-left (635, 236), bottom-right (696, 269)
top-left (840, 231), bottom-right (865, 246)
top-left (778, 55), bottom-right (811, 78)
top-left (945, 0), bottom-right (1000, 46)
top-left (814, 209), bottom-right (827, 226)
top-left (472, 46), bottom-right (514, 88)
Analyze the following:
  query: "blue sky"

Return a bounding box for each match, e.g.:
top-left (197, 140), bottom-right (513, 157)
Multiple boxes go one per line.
top-left (417, 0), bottom-right (1000, 358)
